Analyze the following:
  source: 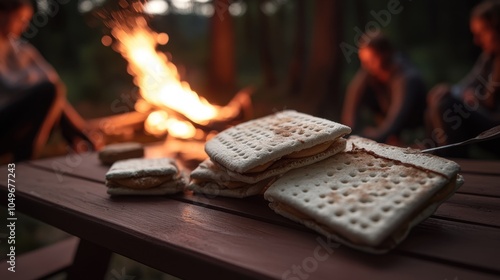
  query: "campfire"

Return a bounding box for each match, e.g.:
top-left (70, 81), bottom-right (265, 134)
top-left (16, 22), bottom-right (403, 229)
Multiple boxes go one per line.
top-left (98, 2), bottom-right (252, 145)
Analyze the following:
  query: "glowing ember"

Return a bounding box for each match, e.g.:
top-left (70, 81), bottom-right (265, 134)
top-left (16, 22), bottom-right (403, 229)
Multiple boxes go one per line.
top-left (110, 15), bottom-right (220, 138)
top-left (145, 110), bottom-right (169, 135)
top-left (165, 119), bottom-right (196, 139)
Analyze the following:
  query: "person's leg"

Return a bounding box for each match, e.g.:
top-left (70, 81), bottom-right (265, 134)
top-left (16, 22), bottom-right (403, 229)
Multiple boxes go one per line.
top-left (0, 82), bottom-right (62, 161)
top-left (31, 83), bottom-right (66, 159)
top-left (425, 85), bottom-right (469, 157)
top-left (59, 101), bottom-right (96, 152)
top-left (426, 84), bottom-right (452, 145)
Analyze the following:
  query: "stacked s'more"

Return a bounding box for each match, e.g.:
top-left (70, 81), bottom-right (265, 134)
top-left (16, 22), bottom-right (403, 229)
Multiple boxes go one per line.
top-left (105, 158), bottom-right (187, 196)
top-left (264, 136), bottom-right (463, 253)
top-left (188, 110), bottom-right (351, 198)
top-left (187, 110), bottom-right (463, 253)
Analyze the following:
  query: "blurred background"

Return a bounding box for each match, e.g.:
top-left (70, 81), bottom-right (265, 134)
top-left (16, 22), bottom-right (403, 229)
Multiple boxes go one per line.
top-left (0, 0), bottom-right (487, 279)
top-left (29, 0), bottom-right (482, 120)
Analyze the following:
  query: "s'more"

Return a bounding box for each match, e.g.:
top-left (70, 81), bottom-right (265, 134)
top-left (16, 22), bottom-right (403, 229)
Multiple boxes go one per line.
top-left (188, 110), bottom-right (351, 198)
top-left (264, 136), bottom-right (463, 253)
top-left (98, 142), bottom-right (144, 165)
top-left (105, 158), bottom-right (187, 196)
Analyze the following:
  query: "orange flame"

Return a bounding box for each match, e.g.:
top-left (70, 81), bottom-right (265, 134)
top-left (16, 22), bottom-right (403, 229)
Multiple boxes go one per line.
top-left (111, 17), bottom-right (219, 138)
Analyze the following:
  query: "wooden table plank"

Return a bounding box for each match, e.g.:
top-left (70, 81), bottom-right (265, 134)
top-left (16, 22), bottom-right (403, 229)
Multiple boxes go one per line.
top-left (27, 148), bottom-right (490, 201)
top-left (27, 152), bottom-right (108, 184)
top-left (28, 150), bottom-right (500, 198)
top-left (26, 155), bottom-right (307, 230)
top-left (457, 173), bottom-right (500, 198)
top-left (25, 153), bottom-right (500, 229)
top-left (27, 152), bottom-right (500, 229)
top-left (1, 165), bottom-right (278, 280)
top-left (1, 164), bottom-right (499, 279)
top-left (174, 194), bottom-right (307, 230)
top-left (397, 218), bottom-right (500, 273)
top-left (184, 192), bottom-right (500, 272)
top-left (434, 193), bottom-right (500, 228)
top-left (453, 158), bottom-right (500, 175)
top-left (21, 150), bottom-right (500, 274)
top-left (25, 141), bottom-right (198, 184)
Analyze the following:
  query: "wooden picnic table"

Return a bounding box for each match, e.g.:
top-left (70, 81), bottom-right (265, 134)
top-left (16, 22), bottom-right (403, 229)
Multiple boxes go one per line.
top-left (0, 142), bottom-right (499, 280)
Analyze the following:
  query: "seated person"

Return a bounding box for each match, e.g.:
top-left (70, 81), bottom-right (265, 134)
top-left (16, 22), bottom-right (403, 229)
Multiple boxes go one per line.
top-left (341, 33), bottom-right (427, 145)
top-left (0, 0), bottom-right (96, 162)
top-left (426, 0), bottom-right (500, 157)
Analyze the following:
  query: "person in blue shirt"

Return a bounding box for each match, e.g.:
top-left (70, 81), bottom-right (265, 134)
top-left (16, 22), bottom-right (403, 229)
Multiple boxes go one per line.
top-left (342, 33), bottom-right (427, 145)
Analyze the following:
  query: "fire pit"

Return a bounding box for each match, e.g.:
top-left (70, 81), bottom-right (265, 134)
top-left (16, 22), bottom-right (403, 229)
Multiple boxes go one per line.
top-left (92, 1), bottom-right (253, 166)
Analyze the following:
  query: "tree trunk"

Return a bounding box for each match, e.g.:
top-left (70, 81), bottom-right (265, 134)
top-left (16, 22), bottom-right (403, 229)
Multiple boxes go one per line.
top-left (354, 0), bottom-right (367, 28)
top-left (258, 0), bottom-right (277, 88)
top-left (298, 0), bottom-right (344, 120)
top-left (286, 0), bottom-right (306, 96)
top-left (209, 0), bottom-right (236, 104)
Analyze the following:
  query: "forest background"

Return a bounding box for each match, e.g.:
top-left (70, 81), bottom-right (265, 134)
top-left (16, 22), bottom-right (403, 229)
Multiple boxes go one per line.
top-left (28, 0), bottom-right (482, 122)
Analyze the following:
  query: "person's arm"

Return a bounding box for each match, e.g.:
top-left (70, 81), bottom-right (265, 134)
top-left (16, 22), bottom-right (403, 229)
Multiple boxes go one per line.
top-left (462, 54), bottom-right (500, 110)
top-left (484, 55), bottom-right (500, 109)
top-left (457, 53), bottom-right (490, 92)
top-left (341, 70), bottom-right (369, 132)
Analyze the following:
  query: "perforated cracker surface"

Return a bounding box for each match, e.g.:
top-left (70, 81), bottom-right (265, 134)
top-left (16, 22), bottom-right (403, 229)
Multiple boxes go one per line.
top-left (348, 136), bottom-right (460, 179)
top-left (205, 110), bottom-right (351, 173)
top-left (105, 158), bottom-right (179, 179)
top-left (264, 151), bottom-right (449, 247)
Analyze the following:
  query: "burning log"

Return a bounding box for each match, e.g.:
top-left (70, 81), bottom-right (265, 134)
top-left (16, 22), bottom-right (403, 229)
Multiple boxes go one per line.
top-left (86, 111), bottom-right (157, 145)
top-left (89, 86), bottom-right (252, 145)
top-left (167, 87), bottom-right (252, 132)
